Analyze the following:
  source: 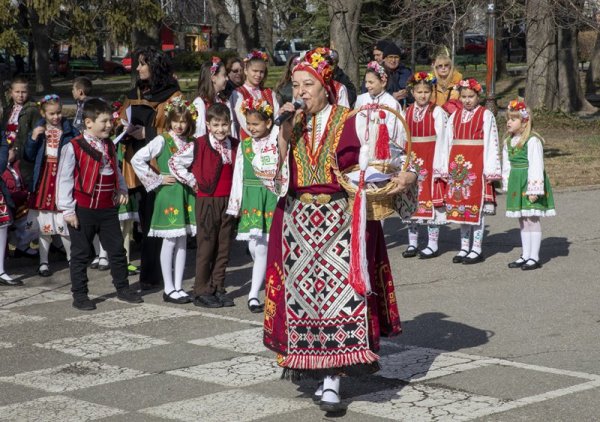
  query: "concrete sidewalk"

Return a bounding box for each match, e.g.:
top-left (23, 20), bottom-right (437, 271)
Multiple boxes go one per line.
top-left (0, 186), bottom-right (599, 421)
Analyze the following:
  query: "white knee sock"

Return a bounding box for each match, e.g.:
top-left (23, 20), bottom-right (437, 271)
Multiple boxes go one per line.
top-left (408, 224), bottom-right (418, 248)
top-left (470, 217), bottom-right (485, 256)
top-left (173, 236), bottom-right (187, 294)
top-left (459, 225), bottom-right (471, 256)
top-left (519, 218), bottom-right (530, 261)
top-left (322, 375), bottom-right (341, 403)
top-left (39, 234), bottom-right (51, 269)
top-left (0, 227), bottom-right (11, 279)
top-left (160, 237), bottom-right (177, 297)
top-left (248, 238), bottom-right (268, 302)
top-left (528, 217), bottom-right (542, 262)
top-left (248, 237), bottom-right (257, 261)
top-left (60, 236), bottom-right (72, 262)
top-left (426, 225), bottom-right (440, 252)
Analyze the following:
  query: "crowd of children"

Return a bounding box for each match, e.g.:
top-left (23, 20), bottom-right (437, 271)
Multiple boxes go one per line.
top-left (0, 44), bottom-right (556, 310)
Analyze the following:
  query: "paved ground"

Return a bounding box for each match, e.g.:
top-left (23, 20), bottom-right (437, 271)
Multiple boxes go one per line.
top-left (1, 186), bottom-right (599, 421)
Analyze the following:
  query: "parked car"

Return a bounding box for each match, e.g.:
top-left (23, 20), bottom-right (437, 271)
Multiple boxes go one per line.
top-left (58, 55), bottom-right (128, 76)
top-left (460, 34), bottom-right (487, 55)
top-left (273, 39), bottom-right (311, 65)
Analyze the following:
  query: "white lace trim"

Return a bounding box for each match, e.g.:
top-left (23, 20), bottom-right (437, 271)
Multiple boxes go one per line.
top-left (506, 209), bottom-right (556, 218)
top-left (147, 225), bottom-right (196, 238)
top-left (235, 229), bottom-right (269, 241)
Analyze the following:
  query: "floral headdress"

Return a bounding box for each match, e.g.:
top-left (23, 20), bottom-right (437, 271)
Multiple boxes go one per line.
top-left (454, 78), bottom-right (482, 93)
top-left (507, 99), bottom-right (530, 121)
top-left (210, 56), bottom-right (222, 75)
top-left (111, 100), bottom-right (122, 121)
top-left (408, 71), bottom-right (437, 88)
top-left (240, 98), bottom-right (273, 118)
top-left (366, 61), bottom-right (387, 82)
top-left (37, 94), bottom-right (60, 108)
top-left (244, 50), bottom-right (268, 63)
top-left (292, 47), bottom-right (336, 102)
top-left (164, 96), bottom-right (198, 121)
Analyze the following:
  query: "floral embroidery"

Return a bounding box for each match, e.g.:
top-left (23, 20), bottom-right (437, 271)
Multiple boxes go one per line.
top-left (447, 154), bottom-right (475, 201)
top-left (164, 207), bottom-right (179, 225)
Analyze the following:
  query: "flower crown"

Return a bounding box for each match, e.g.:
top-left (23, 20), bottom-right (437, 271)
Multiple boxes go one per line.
top-left (366, 61), bottom-right (387, 81)
top-left (164, 96), bottom-right (198, 121)
top-left (111, 100), bottom-right (123, 121)
top-left (408, 71), bottom-right (437, 87)
top-left (210, 56), bottom-right (222, 75)
top-left (245, 50), bottom-right (268, 62)
top-left (301, 47), bottom-right (334, 83)
top-left (240, 98), bottom-right (273, 118)
top-left (455, 78), bottom-right (482, 93)
top-left (37, 94), bottom-right (60, 108)
top-left (508, 99), bottom-right (530, 121)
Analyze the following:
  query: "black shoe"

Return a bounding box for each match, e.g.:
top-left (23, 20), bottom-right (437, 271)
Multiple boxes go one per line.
top-left (72, 297), bottom-right (96, 311)
top-left (319, 389), bottom-right (346, 413)
top-left (38, 263), bottom-right (52, 277)
top-left (90, 256), bottom-right (100, 269)
top-left (508, 257), bottom-right (526, 268)
top-left (463, 251), bottom-right (485, 265)
top-left (312, 383), bottom-right (324, 403)
top-left (163, 290), bottom-right (190, 304)
top-left (13, 247), bottom-right (39, 259)
top-left (97, 257), bottom-right (110, 271)
top-left (0, 273), bottom-right (23, 286)
top-left (247, 298), bottom-right (264, 313)
top-left (418, 247), bottom-right (439, 259)
top-left (116, 287), bottom-right (144, 303)
top-left (215, 291), bottom-right (235, 307)
top-left (521, 259), bottom-right (542, 271)
top-left (193, 294), bottom-right (223, 308)
top-left (402, 245), bottom-right (418, 258)
top-left (452, 250), bottom-right (469, 264)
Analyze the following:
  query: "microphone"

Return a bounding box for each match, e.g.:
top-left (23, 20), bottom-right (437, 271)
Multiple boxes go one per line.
top-left (274, 99), bottom-right (305, 126)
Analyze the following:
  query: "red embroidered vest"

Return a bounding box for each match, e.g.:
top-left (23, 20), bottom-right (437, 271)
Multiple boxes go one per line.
top-left (191, 135), bottom-right (239, 197)
top-left (406, 103), bottom-right (437, 137)
top-left (71, 136), bottom-right (119, 209)
top-left (453, 106), bottom-right (485, 140)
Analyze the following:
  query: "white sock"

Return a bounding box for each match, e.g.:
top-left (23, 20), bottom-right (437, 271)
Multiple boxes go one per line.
top-left (426, 225), bottom-right (439, 252)
top-left (459, 225), bottom-right (471, 256)
top-left (39, 235), bottom-right (51, 269)
top-left (60, 236), bottom-right (72, 262)
top-left (248, 237), bottom-right (268, 302)
top-left (315, 382), bottom-right (323, 397)
top-left (322, 375), bottom-right (340, 403)
top-left (173, 236), bottom-right (187, 293)
top-left (468, 217), bottom-right (484, 257)
top-left (520, 228), bottom-right (531, 261)
top-left (0, 227), bottom-right (12, 279)
top-left (248, 238), bottom-right (257, 261)
top-left (160, 237), bottom-right (178, 297)
top-left (530, 231), bottom-right (542, 262)
top-left (408, 224), bottom-right (418, 248)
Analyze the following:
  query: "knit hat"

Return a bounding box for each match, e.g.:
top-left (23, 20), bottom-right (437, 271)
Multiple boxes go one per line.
top-left (374, 39), bottom-right (391, 52)
top-left (383, 43), bottom-right (402, 58)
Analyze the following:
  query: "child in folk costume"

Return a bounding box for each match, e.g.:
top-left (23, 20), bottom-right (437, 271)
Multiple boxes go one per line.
top-left (24, 95), bottom-right (79, 277)
top-left (402, 72), bottom-right (449, 259)
top-left (132, 97), bottom-right (197, 304)
top-left (230, 50), bottom-right (279, 141)
top-left (443, 79), bottom-right (501, 264)
top-left (0, 138), bottom-right (18, 285)
top-left (502, 100), bottom-right (555, 270)
top-left (192, 57), bottom-right (230, 138)
top-left (169, 103), bottom-right (239, 309)
top-left (226, 98), bottom-right (278, 313)
top-left (57, 99), bottom-right (143, 311)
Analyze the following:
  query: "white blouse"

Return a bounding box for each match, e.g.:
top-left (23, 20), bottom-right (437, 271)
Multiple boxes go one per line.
top-left (502, 135), bottom-right (546, 195)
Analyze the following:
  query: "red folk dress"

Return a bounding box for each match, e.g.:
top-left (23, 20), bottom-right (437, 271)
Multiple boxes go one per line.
top-left (231, 84), bottom-right (278, 141)
top-left (444, 106), bottom-right (501, 225)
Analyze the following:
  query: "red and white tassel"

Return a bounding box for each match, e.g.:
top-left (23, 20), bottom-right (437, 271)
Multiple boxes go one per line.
top-left (374, 110), bottom-right (391, 160)
top-left (348, 144), bottom-right (371, 296)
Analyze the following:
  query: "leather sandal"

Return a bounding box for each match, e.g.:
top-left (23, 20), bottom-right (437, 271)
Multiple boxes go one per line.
top-left (312, 382), bottom-right (324, 403)
top-left (97, 257), bottom-right (110, 271)
top-left (508, 257), bottom-right (526, 268)
top-left (247, 298), bottom-right (264, 314)
top-left (521, 258), bottom-right (542, 271)
top-left (462, 251), bottom-right (485, 265)
top-left (163, 290), bottom-right (189, 304)
top-left (402, 245), bottom-right (418, 258)
top-left (319, 388), bottom-right (346, 413)
top-left (452, 249), bottom-right (469, 264)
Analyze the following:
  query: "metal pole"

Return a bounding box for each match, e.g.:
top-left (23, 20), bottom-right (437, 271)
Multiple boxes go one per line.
top-left (485, 1), bottom-right (498, 115)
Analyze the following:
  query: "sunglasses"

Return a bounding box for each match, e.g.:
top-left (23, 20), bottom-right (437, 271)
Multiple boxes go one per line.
top-left (436, 64), bottom-right (451, 68)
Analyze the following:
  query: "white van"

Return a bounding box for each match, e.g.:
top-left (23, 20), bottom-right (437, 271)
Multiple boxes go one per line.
top-left (273, 39), bottom-right (312, 65)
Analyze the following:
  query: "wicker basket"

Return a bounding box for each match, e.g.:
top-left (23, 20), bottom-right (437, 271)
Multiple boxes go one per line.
top-left (333, 104), bottom-right (412, 221)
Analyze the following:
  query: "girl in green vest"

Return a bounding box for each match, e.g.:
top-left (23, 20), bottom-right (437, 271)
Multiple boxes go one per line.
top-left (131, 97), bottom-right (197, 302)
top-left (502, 100), bottom-right (555, 271)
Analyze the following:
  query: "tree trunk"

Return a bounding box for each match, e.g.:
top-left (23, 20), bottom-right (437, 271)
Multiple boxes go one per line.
top-left (207, 0), bottom-right (248, 55)
top-left (260, 0), bottom-right (275, 61)
top-left (328, 0), bottom-right (363, 90)
top-left (585, 31), bottom-right (600, 94)
top-left (29, 8), bottom-right (51, 93)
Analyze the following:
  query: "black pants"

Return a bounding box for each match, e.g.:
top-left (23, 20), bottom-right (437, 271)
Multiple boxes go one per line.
top-left (70, 207), bottom-right (129, 299)
top-left (138, 190), bottom-right (163, 286)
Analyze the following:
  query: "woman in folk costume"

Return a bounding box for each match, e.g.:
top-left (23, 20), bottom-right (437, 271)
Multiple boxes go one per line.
top-left (431, 46), bottom-right (463, 114)
top-left (443, 78), bottom-right (501, 264)
top-left (226, 98), bottom-right (279, 313)
top-left (230, 50), bottom-right (279, 141)
top-left (402, 72), bottom-right (449, 259)
top-left (253, 47), bottom-right (416, 412)
top-left (192, 57), bottom-right (230, 138)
